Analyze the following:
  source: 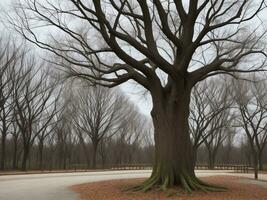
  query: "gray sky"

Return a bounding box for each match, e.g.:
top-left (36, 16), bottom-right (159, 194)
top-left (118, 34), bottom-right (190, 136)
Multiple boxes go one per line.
top-left (1, 0), bottom-right (267, 117)
top-left (0, 0), bottom-right (152, 116)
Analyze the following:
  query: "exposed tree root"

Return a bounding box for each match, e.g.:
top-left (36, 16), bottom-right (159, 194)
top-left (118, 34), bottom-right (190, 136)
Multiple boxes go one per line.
top-left (129, 172), bottom-right (227, 194)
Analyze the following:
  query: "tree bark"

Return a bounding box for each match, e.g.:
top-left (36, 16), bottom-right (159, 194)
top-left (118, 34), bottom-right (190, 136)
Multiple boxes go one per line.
top-left (153, 89), bottom-right (194, 181)
top-left (141, 87), bottom-right (194, 189)
top-left (132, 84), bottom-right (195, 191)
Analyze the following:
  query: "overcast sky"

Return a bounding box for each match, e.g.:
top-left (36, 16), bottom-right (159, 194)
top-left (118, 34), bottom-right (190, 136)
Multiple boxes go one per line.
top-left (0, 0), bottom-right (152, 116)
top-left (1, 0), bottom-right (267, 117)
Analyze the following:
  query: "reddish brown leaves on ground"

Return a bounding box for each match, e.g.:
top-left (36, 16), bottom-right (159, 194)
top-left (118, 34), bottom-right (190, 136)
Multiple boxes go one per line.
top-left (71, 176), bottom-right (267, 200)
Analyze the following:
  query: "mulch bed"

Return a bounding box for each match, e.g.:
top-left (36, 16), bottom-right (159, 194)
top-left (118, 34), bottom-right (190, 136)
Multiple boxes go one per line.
top-left (71, 176), bottom-right (267, 200)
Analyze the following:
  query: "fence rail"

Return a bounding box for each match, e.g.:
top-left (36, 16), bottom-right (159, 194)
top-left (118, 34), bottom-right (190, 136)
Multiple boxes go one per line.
top-left (110, 164), bottom-right (152, 170)
top-left (195, 164), bottom-right (250, 173)
top-left (110, 164), bottom-right (250, 173)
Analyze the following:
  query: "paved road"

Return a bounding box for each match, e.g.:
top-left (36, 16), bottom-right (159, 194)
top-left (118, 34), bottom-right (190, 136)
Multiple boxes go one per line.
top-left (0, 170), bottom-right (266, 200)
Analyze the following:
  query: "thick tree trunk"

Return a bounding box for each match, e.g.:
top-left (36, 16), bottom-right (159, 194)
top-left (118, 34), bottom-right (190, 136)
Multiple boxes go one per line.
top-left (134, 83), bottom-right (225, 192)
top-left (134, 81), bottom-right (227, 192)
top-left (152, 95), bottom-right (194, 188)
top-left (143, 93), bottom-right (185, 188)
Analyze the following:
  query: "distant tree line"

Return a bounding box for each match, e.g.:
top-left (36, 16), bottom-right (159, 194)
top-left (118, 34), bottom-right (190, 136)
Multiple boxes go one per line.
top-left (0, 39), bottom-right (154, 171)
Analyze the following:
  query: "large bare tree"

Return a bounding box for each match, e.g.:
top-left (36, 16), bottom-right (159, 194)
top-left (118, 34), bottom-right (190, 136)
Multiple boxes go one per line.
top-left (10, 0), bottom-right (267, 191)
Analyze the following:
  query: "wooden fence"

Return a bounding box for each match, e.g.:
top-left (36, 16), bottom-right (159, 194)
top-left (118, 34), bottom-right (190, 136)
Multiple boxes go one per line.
top-left (110, 164), bottom-right (250, 173)
top-left (110, 164), bottom-right (152, 170)
top-left (195, 164), bottom-right (250, 173)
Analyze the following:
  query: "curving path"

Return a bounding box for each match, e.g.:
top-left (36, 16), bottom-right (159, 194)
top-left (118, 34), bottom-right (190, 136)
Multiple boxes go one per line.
top-left (0, 170), bottom-right (267, 200)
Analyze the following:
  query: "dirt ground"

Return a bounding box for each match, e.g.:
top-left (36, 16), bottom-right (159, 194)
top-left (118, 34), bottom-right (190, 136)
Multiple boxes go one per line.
top-left (71, 176), bottom-right (267, 200)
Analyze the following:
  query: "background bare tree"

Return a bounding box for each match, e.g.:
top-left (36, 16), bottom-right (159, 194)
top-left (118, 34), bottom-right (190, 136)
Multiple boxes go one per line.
top-left (203, 118), bottom-right (233, 169)
top-left (13, 57), bottom-right (60, 171)
top-left (221, 128), bottom-right (237, 165)
top-left (112, 110), bottom-right (148, 165)
top-left (72, 83), bottom-right (130, 169)
top-left (0, 39), bottom-right (18, 170)
top-left (190, 78), bottom-right (232, 167)
top-left (234, 76), bottom-right (267, 179)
